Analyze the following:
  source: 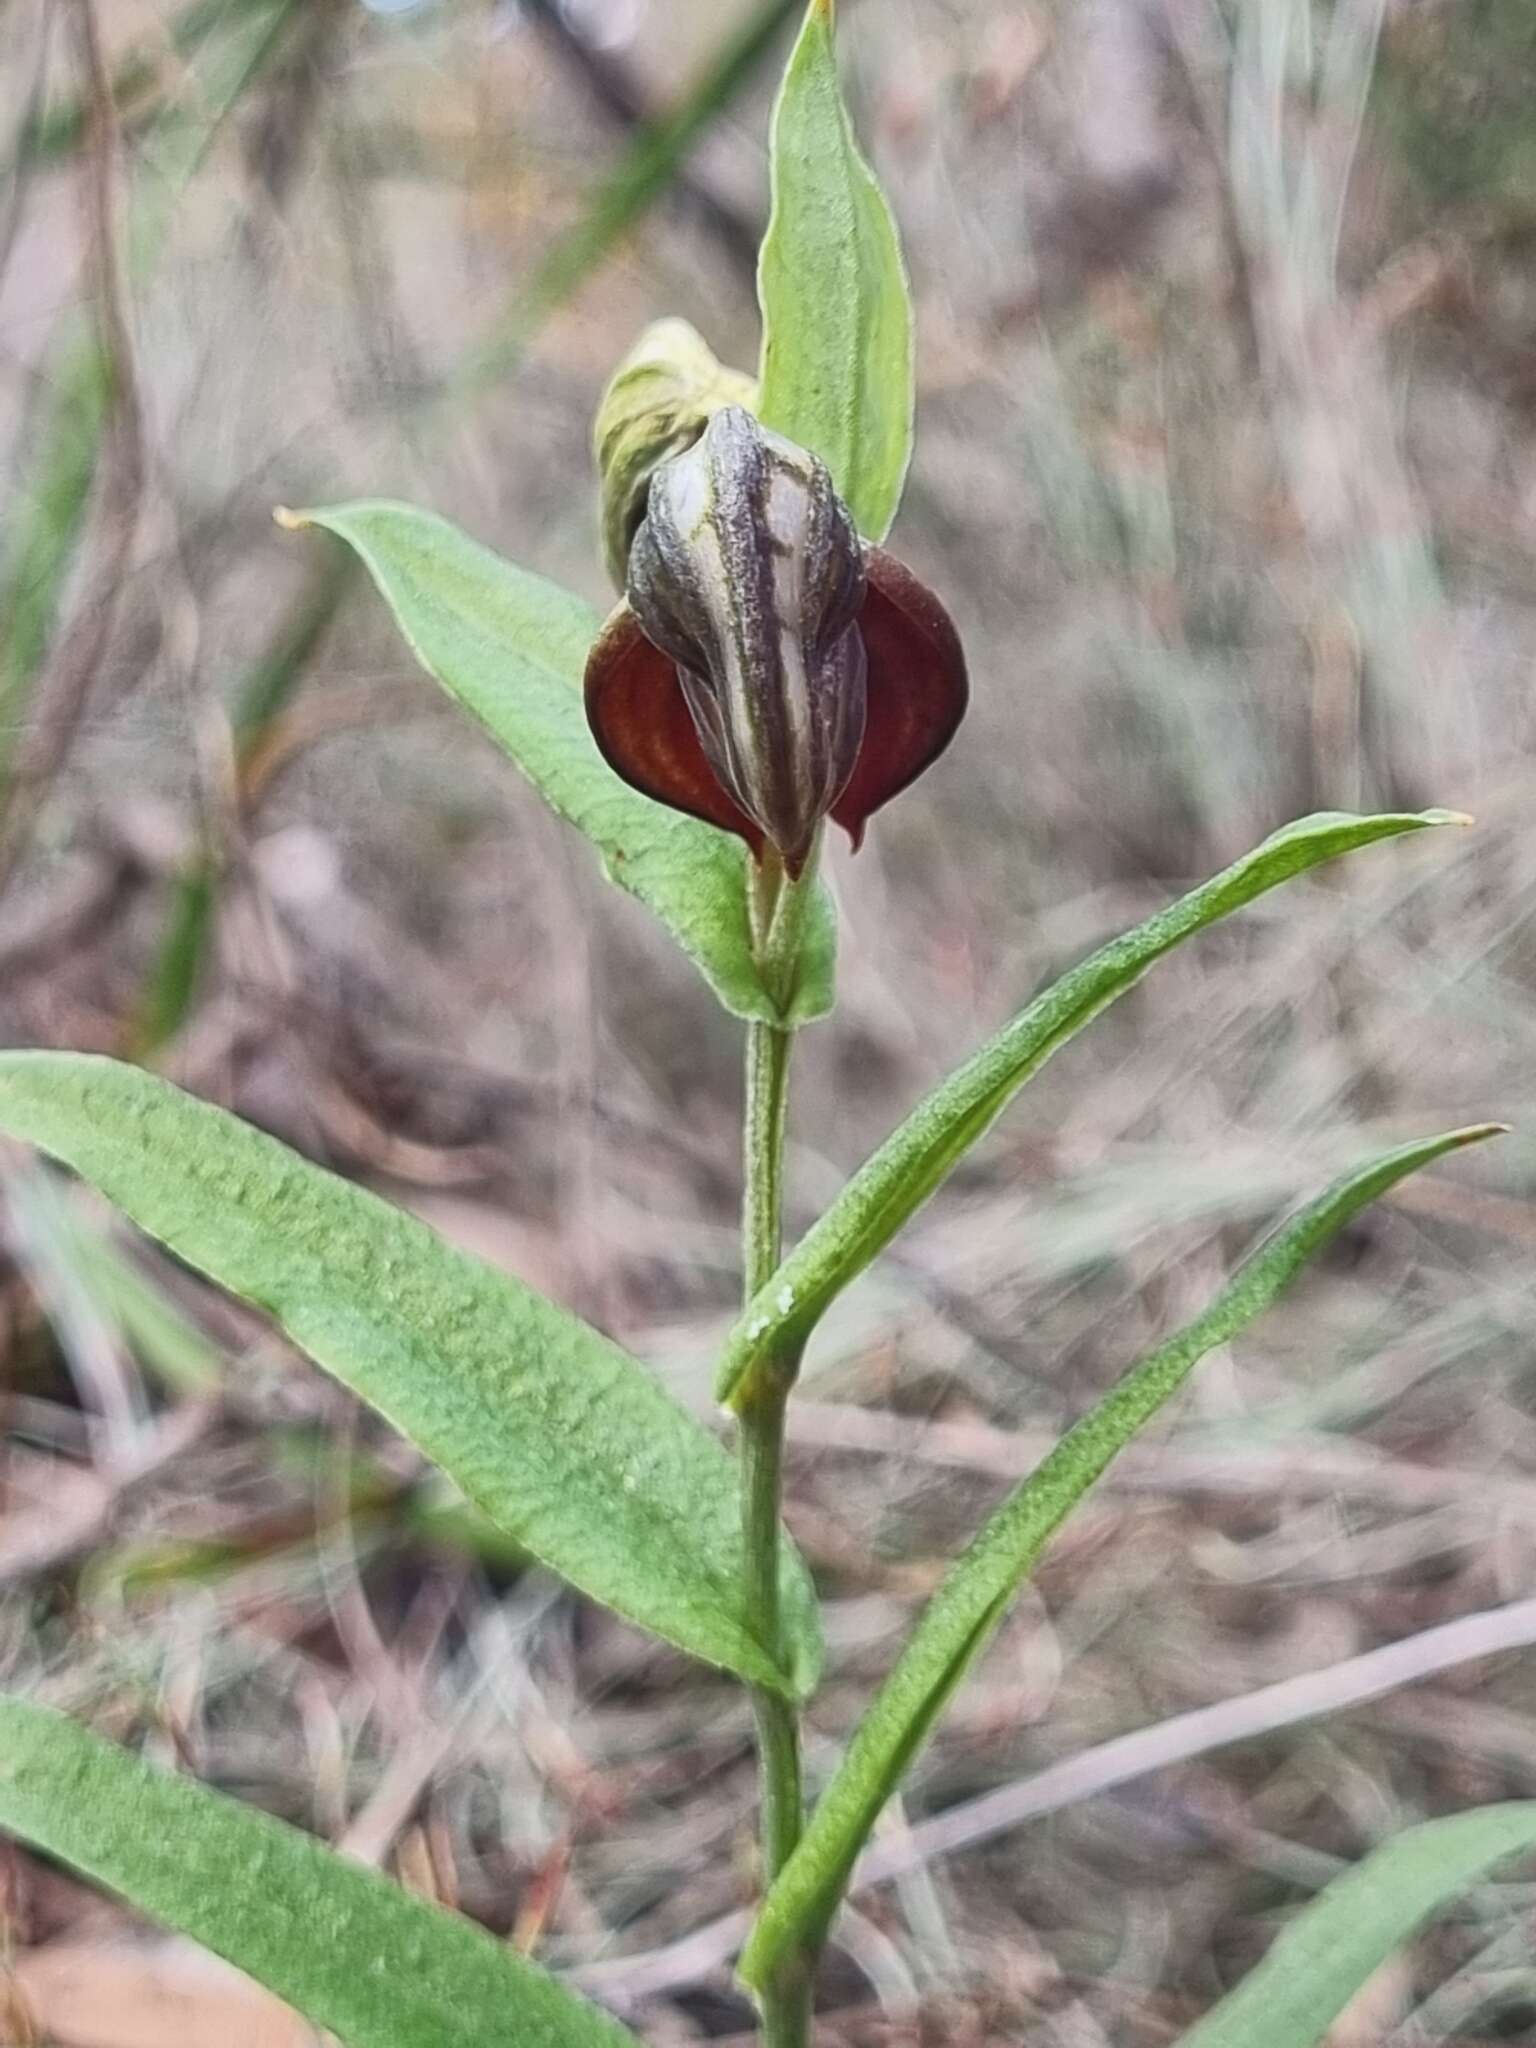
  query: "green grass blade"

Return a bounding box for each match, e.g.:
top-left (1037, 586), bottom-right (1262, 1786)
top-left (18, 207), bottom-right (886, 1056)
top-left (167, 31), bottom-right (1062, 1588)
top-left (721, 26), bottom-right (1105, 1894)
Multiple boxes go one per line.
top-left (131, 862), bottom-right (218, 1060)
top-left (453, 0), bottom-right (800, 399)
top-left (7, 1165), bottom-right (222, 1396)
top-left (131, 550), bottom-right (358, 1056)
top-left (757, 0), bottom-right (913, 540)
top-left (0, 1696), bottom-right (635, 2048)
top-left (1176, 1804), bottom-right (1536, 2048)
top-left (4, 0), bottom-right (261, 173)
top-left (717, 808), bottom-right (1465, 1405)
top-left (130, 0), bottom-right (299, 206)
top-left (738, 1124), bottom-right (1504, 1989)
top-left (0, 0), bottom-right (299, 831)
top-left (0, 339), bottom-right (111, 788)
top-left (230, 547), bottom-right (360, 752)
top-left (0, 1053), bottom-right (822, 1700)
top-left (86, 1235), bottom-right (225, 1396)
top-left (282, 500), bottom-right (835, 1026)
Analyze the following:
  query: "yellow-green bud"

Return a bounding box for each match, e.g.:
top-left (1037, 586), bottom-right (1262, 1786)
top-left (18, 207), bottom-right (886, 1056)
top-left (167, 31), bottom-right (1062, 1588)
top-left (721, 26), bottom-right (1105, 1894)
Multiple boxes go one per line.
top-left (593, 319), bottom-right (757, 591)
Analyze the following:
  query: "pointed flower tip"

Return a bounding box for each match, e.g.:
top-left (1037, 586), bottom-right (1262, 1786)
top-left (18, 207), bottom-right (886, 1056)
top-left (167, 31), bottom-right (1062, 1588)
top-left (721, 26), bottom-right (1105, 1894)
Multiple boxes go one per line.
top-left (272, 506), bottom-right (309, 533)
top-left (584, 406), bottom-right (966, 868)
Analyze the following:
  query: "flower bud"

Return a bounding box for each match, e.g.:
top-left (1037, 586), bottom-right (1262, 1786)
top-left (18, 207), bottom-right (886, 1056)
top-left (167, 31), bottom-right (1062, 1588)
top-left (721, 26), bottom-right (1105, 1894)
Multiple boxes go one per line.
top-left (585, 409), bottom-right (968, 874)
top-left (593, 320), bottom-right (757, 591)
top-left (623, 406), bottom-right (867, 874)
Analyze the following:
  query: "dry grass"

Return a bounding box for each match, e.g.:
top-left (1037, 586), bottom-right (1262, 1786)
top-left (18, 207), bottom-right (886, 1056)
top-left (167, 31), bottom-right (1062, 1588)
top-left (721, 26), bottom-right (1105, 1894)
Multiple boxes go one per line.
top-left (3, 0), bottom-right (1536, 2041)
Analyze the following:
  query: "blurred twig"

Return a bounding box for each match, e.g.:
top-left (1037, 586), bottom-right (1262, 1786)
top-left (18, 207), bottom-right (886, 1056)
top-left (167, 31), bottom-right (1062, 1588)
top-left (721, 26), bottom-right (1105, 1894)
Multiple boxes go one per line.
top-left (0, 1400), bottom-right (215, 1590)
top-left (449, 0), bottom-right (800, 399)
top-left (519, 0), bottom-right (761, 271)
top-left (1384, 1915), bottom-right (1536, 2046)
top-left (787, 1400), bottom-right (1536, 1521)
top-left (241, 0), bottom-right (349, 211)
top-left (874, 1593), bottom-right (1536, 1884)
top-left (2, 0), bottom-right (261, 175)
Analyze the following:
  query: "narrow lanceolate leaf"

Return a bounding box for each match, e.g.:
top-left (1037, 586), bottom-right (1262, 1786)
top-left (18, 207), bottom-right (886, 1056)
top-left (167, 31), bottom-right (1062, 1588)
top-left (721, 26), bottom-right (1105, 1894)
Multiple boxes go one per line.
top-left (1176, 1804), bottom-right (1536, 2048)
top-left (0, 1055), bottom-right (821, 1700)
top-left (757, 0), bottom-right (913, 541)
top-left (278, 502), bottom-right (835, 1027)
top-left (718, 809), bottom-right (1465, 1405)
top-left (0, 1696), bottom-right (635, 2048)
top-left (738, 1125), bottom-right (1504, 1989)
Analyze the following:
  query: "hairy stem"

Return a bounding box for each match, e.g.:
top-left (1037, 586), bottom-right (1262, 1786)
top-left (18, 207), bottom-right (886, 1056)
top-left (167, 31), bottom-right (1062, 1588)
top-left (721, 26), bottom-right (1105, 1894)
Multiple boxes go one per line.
top-left (740, 849), bottom-right (812, 2046)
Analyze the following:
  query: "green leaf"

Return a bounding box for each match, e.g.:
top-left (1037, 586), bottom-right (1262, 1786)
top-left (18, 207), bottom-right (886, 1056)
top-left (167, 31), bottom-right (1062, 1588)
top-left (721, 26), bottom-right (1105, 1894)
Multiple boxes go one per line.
top-left (278, 501), bottom-right (835, 1027)
top-left (0, 1054), bottom-right (821, 1701)
top-left (1176, 1804), bottom-right (1536, 2048)
top-left (757, 0), bottom-right (914, 540)
top-left (0, 1695), bottom-right (634, 2048)
top-left (718, 809), bottom-right (1465, 1406)
top-left (738, 1125), bottom-right (1504, 1989)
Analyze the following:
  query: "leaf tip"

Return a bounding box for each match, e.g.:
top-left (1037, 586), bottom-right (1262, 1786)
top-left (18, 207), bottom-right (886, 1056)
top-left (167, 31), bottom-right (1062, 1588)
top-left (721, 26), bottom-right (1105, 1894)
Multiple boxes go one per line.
top-left (1421, 806), bottom-right (1474, 828)
top-left (1406, 1120), bottom-right (1508, 1172)
top-left (272, 505), bottom-right (311, 534)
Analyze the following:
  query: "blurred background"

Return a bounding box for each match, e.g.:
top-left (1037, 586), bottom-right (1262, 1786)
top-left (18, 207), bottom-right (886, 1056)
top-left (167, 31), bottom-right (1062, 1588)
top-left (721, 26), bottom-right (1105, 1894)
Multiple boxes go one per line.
top-left (2, 0), bottom-right (1536, 2040)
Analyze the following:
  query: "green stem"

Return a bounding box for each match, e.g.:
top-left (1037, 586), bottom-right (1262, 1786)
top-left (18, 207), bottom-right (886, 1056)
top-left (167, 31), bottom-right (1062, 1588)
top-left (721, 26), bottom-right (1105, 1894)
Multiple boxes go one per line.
top-left (741, 1364), bottom-right (802, 1879)
top-left (741, 1019), bottom-right (800, 1879)
top-left (740, 854), bottom-right (812, 2047)
top-left (743, 1017), bottom-right (791, 1302)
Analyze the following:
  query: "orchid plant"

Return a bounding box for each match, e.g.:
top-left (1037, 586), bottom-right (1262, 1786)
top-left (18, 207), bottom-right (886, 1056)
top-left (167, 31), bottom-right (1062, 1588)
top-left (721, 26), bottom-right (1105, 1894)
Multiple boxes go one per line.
top-left (0, 7), bottom-right (1527, 2047)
